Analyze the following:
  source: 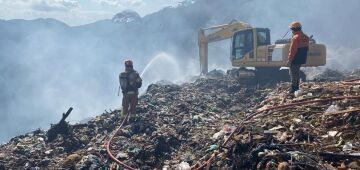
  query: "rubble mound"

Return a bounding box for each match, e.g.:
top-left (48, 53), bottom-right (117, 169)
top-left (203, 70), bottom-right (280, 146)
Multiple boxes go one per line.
top-left (1, 70), bottom-right (360, 169)
top-left (313, 68), bottom-right (345, 82)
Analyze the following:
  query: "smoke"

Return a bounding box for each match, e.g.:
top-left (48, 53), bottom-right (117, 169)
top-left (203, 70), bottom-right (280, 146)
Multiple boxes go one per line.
top-left (1, 0), bottom-right (360, 142)
top-left (326, 47), bottom-right (360, 71)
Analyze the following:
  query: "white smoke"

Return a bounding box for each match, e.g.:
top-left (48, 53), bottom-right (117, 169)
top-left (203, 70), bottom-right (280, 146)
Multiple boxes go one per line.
top-left (326, 47), bottom-right (360, 71)
top-left (1, 0), bottom-right (360, 142)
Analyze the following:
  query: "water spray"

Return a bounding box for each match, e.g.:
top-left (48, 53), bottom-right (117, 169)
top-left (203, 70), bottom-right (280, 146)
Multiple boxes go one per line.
top-left (140, 52), bottom-right (181, 78)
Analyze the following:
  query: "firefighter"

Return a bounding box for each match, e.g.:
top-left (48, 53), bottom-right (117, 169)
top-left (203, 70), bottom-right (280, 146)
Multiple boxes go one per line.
top-left (119, 60), bottom-right (142, 120)
top-left (287, 21), bottom-right (310, 94)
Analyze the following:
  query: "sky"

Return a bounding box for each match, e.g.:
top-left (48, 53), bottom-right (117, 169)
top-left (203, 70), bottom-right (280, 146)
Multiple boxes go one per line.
top-left (0, 0), bottom-right (184, 26)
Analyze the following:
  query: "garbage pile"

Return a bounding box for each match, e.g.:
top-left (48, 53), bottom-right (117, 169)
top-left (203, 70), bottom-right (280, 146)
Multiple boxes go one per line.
top-left (312, 68), bottom-right (345, 82)
top-left (207, 80), bottom-right (360, 169)
top-left (0, 69), bottom-right (360, 170)
top-left (310, 67), bottom-right (360, 82)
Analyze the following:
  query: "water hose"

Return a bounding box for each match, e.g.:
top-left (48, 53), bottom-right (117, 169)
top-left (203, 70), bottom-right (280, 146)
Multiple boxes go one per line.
top-left (105, 112), bottom-right (138, 170)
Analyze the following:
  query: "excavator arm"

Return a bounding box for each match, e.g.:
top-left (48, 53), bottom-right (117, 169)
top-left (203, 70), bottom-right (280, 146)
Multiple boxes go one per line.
top-left (199, 21), bottom-right (252, 74)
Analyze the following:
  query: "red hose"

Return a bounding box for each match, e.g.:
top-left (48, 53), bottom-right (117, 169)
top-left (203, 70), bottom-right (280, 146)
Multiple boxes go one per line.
top-left (192, 95), bottom-right (360, 170)
top-left (343, 78), bottom-right (360, 82)
top-left (105, 112), bottom-right (138, 170)
top-left (342, 82), bottom-right (360, 85)
top-left (342, 78), bottom-right (360, 85)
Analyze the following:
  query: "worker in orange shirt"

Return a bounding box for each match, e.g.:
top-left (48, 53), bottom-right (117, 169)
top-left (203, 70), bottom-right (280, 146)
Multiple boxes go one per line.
top-left (287, 21), bottom-right (310, 94)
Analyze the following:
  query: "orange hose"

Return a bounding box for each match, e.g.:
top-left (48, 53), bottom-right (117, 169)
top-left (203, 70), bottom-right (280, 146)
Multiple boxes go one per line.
top-left (342, 82), bottom-right (360, 85)
top-left (105, 112), bottom-right (138, 170)
top-left (342, 78), bottom-right (360, 85)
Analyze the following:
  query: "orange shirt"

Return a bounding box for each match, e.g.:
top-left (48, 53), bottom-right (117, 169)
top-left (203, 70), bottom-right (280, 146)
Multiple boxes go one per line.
top-left (288, 31), bottom-right (310, 60)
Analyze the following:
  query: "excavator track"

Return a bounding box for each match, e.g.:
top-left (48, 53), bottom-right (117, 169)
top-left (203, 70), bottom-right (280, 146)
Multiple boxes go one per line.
top-left (227, 67), bottom-right (306, 85)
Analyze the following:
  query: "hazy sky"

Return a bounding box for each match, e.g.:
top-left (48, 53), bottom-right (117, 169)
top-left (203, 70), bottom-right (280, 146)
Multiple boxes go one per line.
top-left (0, 0), bottom-right (184, 25)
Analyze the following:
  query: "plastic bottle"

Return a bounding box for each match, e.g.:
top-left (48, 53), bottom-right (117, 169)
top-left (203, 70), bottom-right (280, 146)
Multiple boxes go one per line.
top-left (325, 104), bottom-right (339, 114)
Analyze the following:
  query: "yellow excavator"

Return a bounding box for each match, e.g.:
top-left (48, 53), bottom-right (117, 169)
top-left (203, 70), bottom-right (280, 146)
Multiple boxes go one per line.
top-left (199, 20), bottom-right (326, 81)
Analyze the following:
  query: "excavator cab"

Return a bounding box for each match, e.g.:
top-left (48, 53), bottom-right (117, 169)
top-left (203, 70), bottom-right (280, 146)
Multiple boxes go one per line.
top-left (199, 20), bottom-right (326, 76)
top-left (230, 27), bottom-right (325, 69)
top-left (231, 28), bottom-right (270, 60)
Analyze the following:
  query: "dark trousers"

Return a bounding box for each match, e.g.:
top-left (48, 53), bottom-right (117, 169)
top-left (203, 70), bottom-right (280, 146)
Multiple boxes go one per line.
top-left (122, 92), bottom-right (138, 116)
top-left (289, 64), bottom-right (301, 92)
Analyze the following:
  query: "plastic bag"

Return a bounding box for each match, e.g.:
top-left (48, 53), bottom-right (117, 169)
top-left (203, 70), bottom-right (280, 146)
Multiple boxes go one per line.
top-left (294, 89), bottom-right (303, 97)
top-left (325, 104), bottom-right (339, 114)
top-left (343, 142), bottom-right (353, 152)
top-left (177, 161), bottom-right (191, 170)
